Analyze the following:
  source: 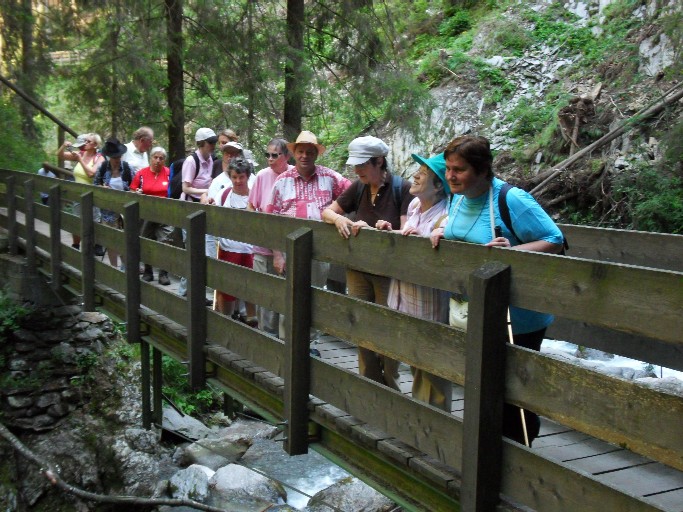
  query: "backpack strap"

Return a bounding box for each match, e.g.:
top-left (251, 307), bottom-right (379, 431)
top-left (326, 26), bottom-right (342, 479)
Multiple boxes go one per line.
top-left (219, 186), bottom-right (233, 207)
top-left (191, 153), bottom-right (201, 181)
top-left (391, 174), bottom-right (403, 210)
top-left (498, 183), bottom-right (521, 242)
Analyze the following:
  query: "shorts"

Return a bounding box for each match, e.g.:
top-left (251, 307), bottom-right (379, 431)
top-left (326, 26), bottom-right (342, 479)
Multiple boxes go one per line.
top-left (217, 248), bottom-right (254, 302)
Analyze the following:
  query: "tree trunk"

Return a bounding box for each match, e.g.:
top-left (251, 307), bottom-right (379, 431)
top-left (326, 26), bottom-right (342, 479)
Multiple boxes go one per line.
top-left (165, 0), bottom-right (185, 162)
top-left (283, 0), bottom-right (304, 140)
top-left (246, 0), bottom-right (255, 147)
top-left (18, 0), bottom-right (37, 141)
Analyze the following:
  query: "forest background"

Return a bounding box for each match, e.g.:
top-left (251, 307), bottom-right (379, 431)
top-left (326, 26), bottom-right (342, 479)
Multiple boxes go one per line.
top-left (0, 0), bottom-right (681, 233)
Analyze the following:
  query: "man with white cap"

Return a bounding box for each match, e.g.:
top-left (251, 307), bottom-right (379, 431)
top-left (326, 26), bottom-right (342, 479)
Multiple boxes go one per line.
top-left (322, 135), bottom-right (413, 391)
top-left (265, 130), bottom-right (351, 339)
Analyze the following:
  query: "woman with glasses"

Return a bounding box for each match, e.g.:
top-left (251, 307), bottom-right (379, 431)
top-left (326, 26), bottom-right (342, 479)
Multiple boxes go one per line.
top-left (57, 133), bottom-right (104, 249)
top-left (247, 138), bottom-right (294, 334)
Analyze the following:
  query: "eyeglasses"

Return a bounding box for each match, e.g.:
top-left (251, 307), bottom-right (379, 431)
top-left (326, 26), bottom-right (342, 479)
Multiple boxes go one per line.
top-left (264, 152), bottom-right (282, 159)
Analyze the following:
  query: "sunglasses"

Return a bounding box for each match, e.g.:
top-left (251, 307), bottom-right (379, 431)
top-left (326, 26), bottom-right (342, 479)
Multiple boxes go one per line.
top-left (264, 152), bottom-right (282, 159)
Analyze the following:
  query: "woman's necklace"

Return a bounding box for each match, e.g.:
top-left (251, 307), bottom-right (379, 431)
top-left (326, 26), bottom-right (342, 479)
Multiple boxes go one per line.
top-left (450, 187), bottom-right (494, 241)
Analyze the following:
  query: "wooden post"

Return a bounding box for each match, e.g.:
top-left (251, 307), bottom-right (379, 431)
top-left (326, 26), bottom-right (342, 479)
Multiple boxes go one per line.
top-left (140, 340), bottom-right (152, 429)
top-left (80, 192), bottom-right (95, 311)
top-left (124, 201), bottom-right (141, 343)
top-left (461, 261), bottom-right (511, 512)
top-left (152, 347), bottom-right (163, 426)
top-left (49, 185), bottom-right (62, 292)
top-left (6, 177), bottom-right (17, 255)
top-left (186, 210), bottom-right (207, 390)
top-left (24, 180), bottom-right (36, 272)
top-left (283, 227), bottom-right (313, 456)
top-left (57, 127), bottom-right (65, 169)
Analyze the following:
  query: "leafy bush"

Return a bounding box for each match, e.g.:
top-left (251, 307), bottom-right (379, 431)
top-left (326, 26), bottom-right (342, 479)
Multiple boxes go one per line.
top-left (613, 165), bottom-right (683, 234)
top-left (0, 290), bottom-right (29, 342)
top-left (161, 355), bottom-right (222, 416)
top-left (0, 99), bottom-right (47, 172)
top-left (439, 10), bottom-right (472, 37)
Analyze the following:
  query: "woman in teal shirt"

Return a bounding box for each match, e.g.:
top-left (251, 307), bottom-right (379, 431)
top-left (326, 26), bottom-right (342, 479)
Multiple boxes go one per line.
top-left (431, 135), bottom-right (564, 445)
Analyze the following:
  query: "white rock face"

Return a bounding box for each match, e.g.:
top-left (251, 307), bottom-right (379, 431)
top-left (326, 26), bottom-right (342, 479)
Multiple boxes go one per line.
top-left (639, 33), bottom-right (675, 76)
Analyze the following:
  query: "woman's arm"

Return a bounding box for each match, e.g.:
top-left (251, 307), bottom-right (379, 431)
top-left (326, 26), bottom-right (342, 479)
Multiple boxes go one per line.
top-left (56, 142), bottom-right (79, 162)
top-left (323, 201), bottom-right (357, 239)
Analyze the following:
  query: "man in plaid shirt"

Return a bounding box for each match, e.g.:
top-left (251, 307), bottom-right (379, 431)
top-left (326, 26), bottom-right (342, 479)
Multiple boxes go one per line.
top-left (266, 131), bottom-right (350, 276)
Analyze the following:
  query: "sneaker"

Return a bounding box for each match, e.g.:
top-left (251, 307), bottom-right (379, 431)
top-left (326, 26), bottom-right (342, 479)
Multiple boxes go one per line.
top-left (309, 348), bottom-right (321, 357)
top-left (119, 264), bottom-right (126, 272)
top-left (94, 244), bottom-right (106, 256)
top-left (71, 243), bottom-right (80, 250)
top-left (141, 273), bottom-right (153, 282)
top-left (158, 272), bottom-right (170, 286)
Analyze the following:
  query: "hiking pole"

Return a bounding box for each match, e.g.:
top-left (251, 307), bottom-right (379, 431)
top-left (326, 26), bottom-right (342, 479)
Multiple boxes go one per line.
top-left (213, 242), bottom-right (218, 310)
top-left (507, 310), bottom-right (530, 447)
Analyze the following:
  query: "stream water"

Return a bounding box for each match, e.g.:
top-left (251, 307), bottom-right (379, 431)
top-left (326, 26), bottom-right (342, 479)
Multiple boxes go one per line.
top-left (240, 438), bottom-right (351, 508)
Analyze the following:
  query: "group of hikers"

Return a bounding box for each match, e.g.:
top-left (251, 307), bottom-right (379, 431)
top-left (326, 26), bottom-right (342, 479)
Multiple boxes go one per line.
top-left (55, 125), bottom-right (565, 447)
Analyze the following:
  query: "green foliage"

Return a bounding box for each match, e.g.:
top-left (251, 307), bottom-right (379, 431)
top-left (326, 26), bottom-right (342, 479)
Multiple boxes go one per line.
top-left (612, 164), bottom-right (683, 234)
top-left (439, 10), bottom-right (472, 37)
top-left (161, 355), bottom-right (222, 416)
top-left (661, 119), bottom-right (683, 166)
top-left (0, 290), bottom-right (29, 342)
top-left (0, 99), bottom-right (47, 171)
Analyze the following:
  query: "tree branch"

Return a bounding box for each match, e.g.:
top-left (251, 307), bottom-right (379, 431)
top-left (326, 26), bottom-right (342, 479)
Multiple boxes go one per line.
top-left (0, 422), bottom-right (228, 512)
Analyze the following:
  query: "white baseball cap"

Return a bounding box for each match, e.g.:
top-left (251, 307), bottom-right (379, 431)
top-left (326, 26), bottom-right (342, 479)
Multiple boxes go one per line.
top-left (195, 127), bottom-right (218, 143)
top-left (346, 136), bottom-right (389, 166)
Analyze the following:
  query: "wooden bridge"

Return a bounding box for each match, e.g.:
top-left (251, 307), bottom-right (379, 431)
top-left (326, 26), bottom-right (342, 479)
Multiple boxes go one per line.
top-left (1, 167), bottom-right (682, 512)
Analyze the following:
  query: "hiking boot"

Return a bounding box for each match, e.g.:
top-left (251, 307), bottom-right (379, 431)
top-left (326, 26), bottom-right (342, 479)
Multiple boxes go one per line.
top-left (141, 264), bottom-right (154, 282)
top-left (158, 270), bottom-right (170, 286)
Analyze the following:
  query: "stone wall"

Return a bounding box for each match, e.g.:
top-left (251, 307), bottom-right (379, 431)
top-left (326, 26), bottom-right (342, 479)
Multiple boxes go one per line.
top-left (1, 305), bottom-right (116, 431)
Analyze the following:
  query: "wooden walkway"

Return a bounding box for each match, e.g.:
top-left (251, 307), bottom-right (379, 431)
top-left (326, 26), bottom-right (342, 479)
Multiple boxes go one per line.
top-left (313, 335), bottom-right (683, 511)
top-left (38, 229), bottom-right (683, 512)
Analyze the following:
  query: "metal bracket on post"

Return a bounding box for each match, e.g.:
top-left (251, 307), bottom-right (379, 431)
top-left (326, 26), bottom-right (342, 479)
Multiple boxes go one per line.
top-left (186, 210), bottom-right (207, 390)
top-left (461, 261), bottom-right (511, 512)
top-left (24, 179), bottom-right (36, 272)
top-left (6, 177), bottom-right (17, 255)
top-left (49, 185), bottom-right (62, 292)
top-left (81, 192), bottom-right (95, 311)
top-left (283, 227), bottom-right (313, 456)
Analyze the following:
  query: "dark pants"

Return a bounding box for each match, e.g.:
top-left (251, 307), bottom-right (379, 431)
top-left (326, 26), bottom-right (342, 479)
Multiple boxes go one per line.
top-left (503, 328), bottom-right (545, 446)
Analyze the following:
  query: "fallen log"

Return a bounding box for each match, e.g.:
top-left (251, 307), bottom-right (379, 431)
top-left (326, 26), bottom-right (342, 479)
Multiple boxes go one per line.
top-left (530, 82), bottom-right (683, 197)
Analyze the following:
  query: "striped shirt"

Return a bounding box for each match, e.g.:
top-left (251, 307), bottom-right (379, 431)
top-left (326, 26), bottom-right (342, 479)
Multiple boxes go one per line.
top-left (265, 165), bottom-right (350, 219)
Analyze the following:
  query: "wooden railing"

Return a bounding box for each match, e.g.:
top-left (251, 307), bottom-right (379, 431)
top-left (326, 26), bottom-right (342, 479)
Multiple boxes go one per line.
top-left (1, 168), bottom-right (682, 512)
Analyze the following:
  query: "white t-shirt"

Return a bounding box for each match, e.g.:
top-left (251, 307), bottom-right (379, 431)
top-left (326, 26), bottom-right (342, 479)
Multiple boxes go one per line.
top-left (208, 172), bottom-right (256, 203)
top-left (217, 189), bottom-right (253, 254)
top-left (122, 142), bottom-right (148, 174)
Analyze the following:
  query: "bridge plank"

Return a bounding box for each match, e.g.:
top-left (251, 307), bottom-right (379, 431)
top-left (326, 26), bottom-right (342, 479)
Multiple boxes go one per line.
top-left (595, 463), bottom-right (683, 497)
top-left (507, 347), bottom-right (683, 472)
top-left (560, 224), bottom-right (683, 272)
top-left (206, 311), bottom-right (285, 376)
top-left (547, 317), bottom-right (683, 372)
top-left (309, 358), bottom-right (464, 470)
top-left (501, 443), bottom-right (665, 512)
top-left (567, 450), bottom-right (652, 475)
top-left (645, 488), bottom-right (683, 511)
top-left (312, 288), bottom-right (467, 386)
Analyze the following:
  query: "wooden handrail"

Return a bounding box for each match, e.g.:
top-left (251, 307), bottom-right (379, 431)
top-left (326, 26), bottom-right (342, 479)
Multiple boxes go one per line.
top-left (2, 169), bottom-right (682, 512)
